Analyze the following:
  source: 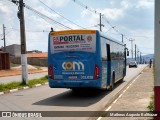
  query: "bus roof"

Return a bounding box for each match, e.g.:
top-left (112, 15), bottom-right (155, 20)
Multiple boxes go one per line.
top-left (50, 29), bottom-right (96, 36)
top-left (100, 31), bottom-right (125, 46)
top-left (50, 29), bottom-right (125, 46)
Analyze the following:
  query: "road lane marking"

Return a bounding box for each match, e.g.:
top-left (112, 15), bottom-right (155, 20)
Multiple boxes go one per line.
top-left (123, 89), bottom-right (126, 93)
top-left (105, 106), bottom-right (112, 111)
top-left (113, 99), bottom-right (118, 104)
top-left (96, 73), bottom-right (141, 120)
top-left (118, 94), bottom-right (123, 98)
top-left (96, 106), bottom-right (112, 120)
top-left (97, 117), bottom-right (102, 120)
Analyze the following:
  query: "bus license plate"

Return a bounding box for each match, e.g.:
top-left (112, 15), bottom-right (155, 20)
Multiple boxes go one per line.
top-left (69, 76), bottom-right (77, 79)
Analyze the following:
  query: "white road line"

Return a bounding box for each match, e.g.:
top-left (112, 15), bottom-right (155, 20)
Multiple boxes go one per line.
top-left (113, 99), bottom-right (118, 104)
top-left (123, 89), bottom-right (126, 93)
top-left (118, 94), bottom-right (123, 98)
top-left (97, 117), bottom-right (102, 120)
top-left (126, 86), bottom-right (130, 89)
top-left (105, 106), bottom-right (112, 111)
top-left (96, 74), bottom-right (141, 120)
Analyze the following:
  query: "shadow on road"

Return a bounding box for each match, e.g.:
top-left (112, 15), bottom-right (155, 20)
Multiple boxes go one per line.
top-left (33, 80), bottom-right (124, 107)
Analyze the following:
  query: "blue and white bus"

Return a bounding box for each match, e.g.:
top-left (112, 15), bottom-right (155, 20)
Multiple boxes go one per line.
top-left (48, 30), bottom-right (128, 90)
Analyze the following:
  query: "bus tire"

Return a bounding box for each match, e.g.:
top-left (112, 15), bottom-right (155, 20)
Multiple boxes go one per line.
top-left (71, 88), bottom-right (80, 92)
top-left (119, 78), bottom-right (124, 83)
top-left (109, 72), bottom-right (115, 91)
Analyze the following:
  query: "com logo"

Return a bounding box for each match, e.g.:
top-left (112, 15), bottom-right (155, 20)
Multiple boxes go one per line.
top-left (62, 61), bottom-right (84, 70)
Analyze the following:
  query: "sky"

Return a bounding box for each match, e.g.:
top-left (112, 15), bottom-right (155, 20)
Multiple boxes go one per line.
top-left (0, 0), bottom-right (154, 57)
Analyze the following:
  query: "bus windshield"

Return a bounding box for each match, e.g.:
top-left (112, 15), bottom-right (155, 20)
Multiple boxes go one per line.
top-left (50, 30), bottom-right (96, 54)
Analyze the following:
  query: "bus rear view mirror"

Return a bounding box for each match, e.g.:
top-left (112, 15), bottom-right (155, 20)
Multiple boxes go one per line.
top-left (127, 51), bottom-right (129, 56)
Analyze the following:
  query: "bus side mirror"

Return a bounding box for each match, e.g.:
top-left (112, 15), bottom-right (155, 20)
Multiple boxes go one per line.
top-left (127, 51), bottom-right (129, 56)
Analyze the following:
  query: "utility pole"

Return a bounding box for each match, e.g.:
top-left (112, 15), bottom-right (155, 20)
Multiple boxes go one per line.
top-left (19, 0), bottom-right (28, 84)
top-left (3, 24), bottom-right (6, 52)
top-left (140, 52), bottom-right (142, 64)
top-left (135, 44), bottom-right (136, 61)
top-left (129, 39), bottom-right (134, 59)
top-left (155, 0), bottom-right (160, 114)
top-left (98, 13), bottom-right (104, 32)
top-left (16, 0), bottom-right (28, 84)
top-left (121, 34), bottom-right (124, 43)
top-left (137, 49), bottom-right (139, 64)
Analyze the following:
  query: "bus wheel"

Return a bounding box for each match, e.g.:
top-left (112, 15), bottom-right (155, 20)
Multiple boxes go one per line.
top-left (71, 88), bottom-right (80, 92)
top-left (109, 72), bottom-right (115, 91)
top-left (119, 78), bottom-right (124, 83)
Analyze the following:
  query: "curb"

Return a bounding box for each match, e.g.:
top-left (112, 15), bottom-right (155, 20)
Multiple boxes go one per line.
top-left (0, 82), bottom-right (48, 96)
top-left (89, 65), bottom-right (148, 119)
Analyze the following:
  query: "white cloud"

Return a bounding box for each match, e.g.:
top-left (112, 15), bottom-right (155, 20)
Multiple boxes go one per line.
top-left (0, 2), bottom-right (12, 14)
top-left (103, 8), bottom-right (124, 21)
top-left (81, 9), bottom-right (99, 26)
top-left (120, 0), bottom-right (129, 9)
top-left (81, 7), bottom-right (124, 27)
top-left (43, 0), bottom-right (70, 8)
top-left (136, 0), bottom-right (154, 9)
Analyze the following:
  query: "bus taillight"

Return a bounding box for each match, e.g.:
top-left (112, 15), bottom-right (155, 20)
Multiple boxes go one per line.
top-left (94, 64), bottom-right (100, 79)
top-left (48, 65), bottom-right (54, 79)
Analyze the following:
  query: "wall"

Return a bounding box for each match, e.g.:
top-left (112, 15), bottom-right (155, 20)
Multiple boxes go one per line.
top-left (10, 57), bottom-right (48, 67)
top-left (0, 53), bottom-right (10, 70)
top-left (3, 44), bottom-right (21, 57)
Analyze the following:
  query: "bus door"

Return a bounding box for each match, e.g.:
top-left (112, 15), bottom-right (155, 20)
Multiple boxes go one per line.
top-left (106, 44), bottom-right (111, 86)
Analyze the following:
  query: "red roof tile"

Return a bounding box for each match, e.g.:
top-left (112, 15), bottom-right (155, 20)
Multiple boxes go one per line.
top-left (27, 53), bottom-right (48, 58)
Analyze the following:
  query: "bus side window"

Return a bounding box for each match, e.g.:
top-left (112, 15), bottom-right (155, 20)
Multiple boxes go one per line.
top-left (106, 44), bottom-right (111, 61)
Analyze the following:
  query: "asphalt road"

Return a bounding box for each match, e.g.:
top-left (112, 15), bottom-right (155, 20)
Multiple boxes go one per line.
top-left (0, 72), bottom-right (47, 84)
top-left (0, 65), bottom-right (147, 120)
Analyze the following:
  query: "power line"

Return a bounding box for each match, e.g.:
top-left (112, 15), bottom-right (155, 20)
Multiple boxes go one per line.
top-left (25, 4), bottom-right (72, 30)
top-left (72, 0), bottom-right (100, 14)
top-left (6, 27), bottom-right (49, 32)
top-left (5, 0), bottom-right (72, 30)
top-left (39, 0), bottom-right (85, 29)
top-left (72, 0), bottom-right (123, 35)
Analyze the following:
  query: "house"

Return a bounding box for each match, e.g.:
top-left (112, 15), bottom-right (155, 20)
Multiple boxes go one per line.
top-left (2, 44), bottom-right (21, 57)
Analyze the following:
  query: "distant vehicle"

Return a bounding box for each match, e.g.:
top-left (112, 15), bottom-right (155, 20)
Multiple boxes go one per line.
top-left (48, 29), bottom-right (129, 90)
top-left (129, 61), bottom-right (138, 68)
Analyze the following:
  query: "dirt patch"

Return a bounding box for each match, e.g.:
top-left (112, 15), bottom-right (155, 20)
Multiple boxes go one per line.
top-left (0, 65), bottom-right (47, 77)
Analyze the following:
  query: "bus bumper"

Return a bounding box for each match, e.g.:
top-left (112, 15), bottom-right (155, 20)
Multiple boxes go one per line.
top-left (48, 79), bottom-right (101, 89)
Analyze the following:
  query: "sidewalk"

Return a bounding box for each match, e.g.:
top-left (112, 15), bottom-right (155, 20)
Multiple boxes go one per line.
top-left (103, 66), bottom-right (154, 120)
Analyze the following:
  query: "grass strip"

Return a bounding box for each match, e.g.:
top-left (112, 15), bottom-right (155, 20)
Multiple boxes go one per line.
top-left (148, 95), bottom-right (154, 112)
top-left (0, 75), bottom-right (48, 92)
